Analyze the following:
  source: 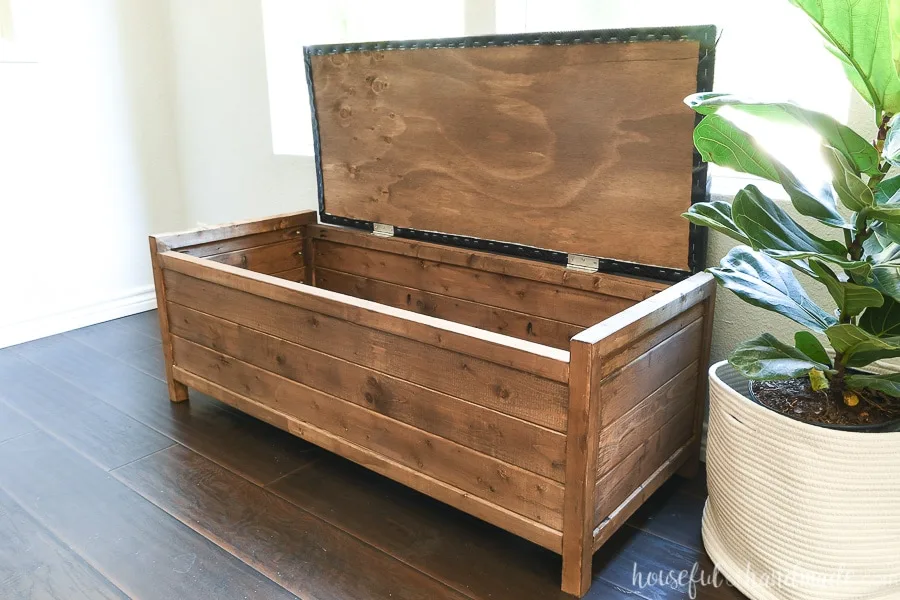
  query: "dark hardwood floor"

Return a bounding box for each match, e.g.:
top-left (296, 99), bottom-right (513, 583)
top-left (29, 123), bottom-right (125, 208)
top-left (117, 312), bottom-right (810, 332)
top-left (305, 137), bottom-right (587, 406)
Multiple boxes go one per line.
top-left (0, 312), bottom-right (746, 600)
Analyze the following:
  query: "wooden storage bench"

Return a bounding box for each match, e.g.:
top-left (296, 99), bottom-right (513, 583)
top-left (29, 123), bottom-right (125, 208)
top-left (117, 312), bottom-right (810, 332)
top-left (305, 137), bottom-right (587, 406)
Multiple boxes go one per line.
top-left (149, 26), bottom-right (716, 597)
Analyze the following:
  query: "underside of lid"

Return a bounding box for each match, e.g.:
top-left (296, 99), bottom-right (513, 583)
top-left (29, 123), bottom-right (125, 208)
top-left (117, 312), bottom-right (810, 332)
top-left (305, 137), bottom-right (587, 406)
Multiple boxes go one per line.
top-left (305, 26), bottom-right (716, 281)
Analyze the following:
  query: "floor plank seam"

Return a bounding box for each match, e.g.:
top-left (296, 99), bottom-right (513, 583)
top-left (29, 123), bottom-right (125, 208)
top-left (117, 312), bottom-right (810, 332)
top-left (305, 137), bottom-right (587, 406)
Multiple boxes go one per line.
top-left (10, 342), bottom-right (292, 488)
top-left (261, 482), bottom-right (485, 600)
top-left (0, 459), bottom-right (134, 600)
top-left (108, 442), bottom-right (178, 474)
top-left (262, 455), bottom-right (326, 489)
top-left (111, 458), bottom-right (461, 600)
top-left (623, 521), bottom-right (704, 554)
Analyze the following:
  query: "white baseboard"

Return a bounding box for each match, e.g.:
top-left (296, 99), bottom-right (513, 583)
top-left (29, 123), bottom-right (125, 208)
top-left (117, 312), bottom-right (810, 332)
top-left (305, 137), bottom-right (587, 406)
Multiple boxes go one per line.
top-left (0, 285), bottom-right (158, 349)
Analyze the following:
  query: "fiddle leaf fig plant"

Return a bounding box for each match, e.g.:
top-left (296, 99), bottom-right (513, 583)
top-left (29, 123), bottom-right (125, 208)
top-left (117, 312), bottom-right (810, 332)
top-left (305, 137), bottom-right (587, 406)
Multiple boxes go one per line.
top-left (684, 0), bottom-right (900, 415)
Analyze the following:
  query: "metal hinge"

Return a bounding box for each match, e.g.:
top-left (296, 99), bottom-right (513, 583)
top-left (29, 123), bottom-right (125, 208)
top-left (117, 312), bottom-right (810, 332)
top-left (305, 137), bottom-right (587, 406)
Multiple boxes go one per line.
top-left (566, 254), bottom-right (600, 273)
top-left (372, 223), bottom-right (395, 238)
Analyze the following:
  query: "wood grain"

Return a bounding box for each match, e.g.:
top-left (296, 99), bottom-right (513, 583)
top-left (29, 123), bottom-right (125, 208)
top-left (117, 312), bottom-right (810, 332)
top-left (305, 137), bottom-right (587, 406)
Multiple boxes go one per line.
top-left (174, 368), bottom-right (563, 552)
top-left (149, 236), bottom-right (189, 402)
top-left (177, 227), bottom-right (303, 258)
top-left (205, 239), bottom-right (304, 274)
top-left (165, 270), bottom-right (570, 430)
top-left (116, 444), bottom-right (468, 600)
top-left (0, 488), bottom-right (126, 599)
top-left (316, 266), bottom-right (582, 348)
top-left (271, 266), bottom-right (307, 282)
top-left (0, 432), bottom-right (298, 600)
top-left (597, 319), bottom-right (704, 427)
top-left (561, 339), bottom-right (602, 597)
top-left (309, 224), bottom-right (667, 301)
top-left (156, 210), bottom-right (316, 250)
top-left (593, 401), bottom-right (695, 525)
top-left (168, 303), bottom-right (567, 481)
top-left (314, 239), bottom-right (632, 327)
top-left (161, 251), bottom-right (571, 382)
top-left (596, 362), bottom-right (699, 478)
top-left (171, 337), bottom-right (566, 528)
top-left (309, 41), bottom-right (699, 269)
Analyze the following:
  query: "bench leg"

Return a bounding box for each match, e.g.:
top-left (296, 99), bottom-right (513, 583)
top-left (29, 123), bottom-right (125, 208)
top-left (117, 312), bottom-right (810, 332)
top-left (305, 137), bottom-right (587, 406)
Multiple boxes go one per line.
top-left (168, 379), bottom-right (189, 403)
top-left (561, 544), bottom-right (593, 597)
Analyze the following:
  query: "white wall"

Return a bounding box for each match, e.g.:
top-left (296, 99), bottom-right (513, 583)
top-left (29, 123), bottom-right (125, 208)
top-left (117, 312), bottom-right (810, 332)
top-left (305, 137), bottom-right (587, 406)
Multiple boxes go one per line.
top-left (0, 0), bottom-right (186, 348)
top-left (167, 0), bottom-right (317, 227)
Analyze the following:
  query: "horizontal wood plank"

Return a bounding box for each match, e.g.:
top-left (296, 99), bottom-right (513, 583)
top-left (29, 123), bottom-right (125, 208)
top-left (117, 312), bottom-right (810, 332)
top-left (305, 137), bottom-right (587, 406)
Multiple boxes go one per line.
top-left (205, 239), bottom-right (304, 275)
top-left (597, 318), bottom-right (704, 426)
top-left (314, 239), bottom-right (633, 327)
top-left (575, 272), bottom-right (714, 349)
top-left (309, 225), bottom-right (667, 301)
top-left (173, 367), bottom-right (563, 552)
top-left (161, 251), bottom-right (570, 382)
top-left (168, 303), bottom-right (567, 481)
top-left (171, 338), bottom-right (565, 528)
top-left (271, 266), bottom-right (307, 282)
top-left (596, 361), bottom-right (699, 478)
top-left (598, 303), bottom-right (703, 378)
top-left (316, 267), bottom-right (582, 349)
top-left (164, 269), bottom-right (570, 430)
top-left (154, 210), bottom-right (316, 250)
top-left (177, 227), bottom-right (303, 258)
top-left (593, 401), bottom-right (695, 526)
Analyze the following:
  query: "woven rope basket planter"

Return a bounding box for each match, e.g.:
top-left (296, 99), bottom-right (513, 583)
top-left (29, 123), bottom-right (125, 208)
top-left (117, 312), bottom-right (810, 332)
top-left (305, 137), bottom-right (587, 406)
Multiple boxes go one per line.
top-left (704, 361), bottom-right (900, 600)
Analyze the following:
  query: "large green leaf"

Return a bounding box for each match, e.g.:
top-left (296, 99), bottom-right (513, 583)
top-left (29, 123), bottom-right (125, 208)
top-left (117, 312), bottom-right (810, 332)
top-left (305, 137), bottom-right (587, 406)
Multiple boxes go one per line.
top-left (710, 246), bottom-right (838, 332)
top-left (860, 295), bottom-right (900, 336)
top-left (764, 250), bottom-right (873, 280)
top-left (871, 265), bottom-right (900, 302)
top-left (794, 330), bottom-right (833, 366)
top-left (685, 93), bottom-right (880, 176)
top-left (692, 115), bottom-right (779, 181)
top-left (809, 259), bottom-right (884, 317)
top-left (790, 0), bottom-right (900, 114)
top-left (770, 158), bottom-right (847, 229)
top-left (846, 372), bottom-right (900, 397)
top-left (731, 185), bottom-right (848, 255)
top-left (825, 323), bottom-right (900, 367)
top-left (729, 333), bottom-right (831, 379)
top-left (822, 146), bottom-right (875, 211)
top-left (884, 126), bottom-right (900, 167)
top-left (682, 202), bottom-right (750, 245)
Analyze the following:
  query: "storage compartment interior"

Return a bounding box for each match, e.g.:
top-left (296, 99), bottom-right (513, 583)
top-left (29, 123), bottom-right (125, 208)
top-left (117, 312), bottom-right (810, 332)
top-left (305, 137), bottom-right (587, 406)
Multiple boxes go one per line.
top-left (177, 222), bottom-right (670, 351)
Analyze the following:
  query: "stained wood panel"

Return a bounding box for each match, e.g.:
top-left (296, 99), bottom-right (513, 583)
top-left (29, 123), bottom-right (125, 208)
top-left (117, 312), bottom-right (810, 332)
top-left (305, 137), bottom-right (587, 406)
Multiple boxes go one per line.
top-left (309, 41), bottom-right (699, 269)
top-left (593, 402), bottom-right (695, 525)
top-left (308, 225), bottom-right (668, 301)
top-left (171, 337), bottom-right (566, 529)
top-left (316, 267), bottom-right (581, 348)
top-left (314, 239), bottom-right (632, 327)
top-left (205, 239), bottom-right (304, 275)
top-left (168, 303), bottom-right (567, 481)
top-left (596, 362), bottom-right (699, 478)
top-left (162, 251), bottom-right (570, 382)
top-left (164, 270), bottom-right (570, 431)
top-left (116, 445), bottom-right (468, 600)
top-left (156, 210), bottom-right (315, 250)
top-left (173, 368), bottom-right (563, 552)
top-left (597, 319), bottom-right (704, 427)
top-left (271, 266), bottom-right (307, 282)
top-left (178, 227), bottom-right (303, 257)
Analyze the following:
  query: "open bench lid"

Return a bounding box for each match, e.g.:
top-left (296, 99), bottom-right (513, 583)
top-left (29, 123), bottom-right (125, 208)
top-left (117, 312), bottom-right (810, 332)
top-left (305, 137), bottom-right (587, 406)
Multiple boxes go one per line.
top-left (304, 26), bottom-right (716, 282)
